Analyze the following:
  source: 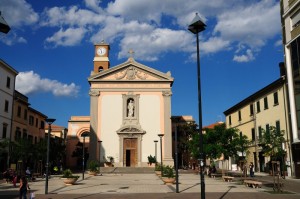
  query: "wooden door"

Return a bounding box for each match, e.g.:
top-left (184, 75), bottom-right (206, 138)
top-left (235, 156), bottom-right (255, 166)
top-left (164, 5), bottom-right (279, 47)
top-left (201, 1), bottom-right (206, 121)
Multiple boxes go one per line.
top-left (123, 138), bottom-right (137, 167)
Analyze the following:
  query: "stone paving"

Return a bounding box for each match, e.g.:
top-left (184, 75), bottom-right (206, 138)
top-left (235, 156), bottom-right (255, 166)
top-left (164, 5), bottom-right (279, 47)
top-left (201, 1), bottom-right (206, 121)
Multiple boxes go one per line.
top-left (1, 172), bottom-right (300, 199)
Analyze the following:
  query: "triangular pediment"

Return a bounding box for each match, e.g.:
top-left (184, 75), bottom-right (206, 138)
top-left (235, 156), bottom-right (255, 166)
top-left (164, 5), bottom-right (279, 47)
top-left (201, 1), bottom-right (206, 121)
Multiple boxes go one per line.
top-left (88, 59), bottom-right (173, 84)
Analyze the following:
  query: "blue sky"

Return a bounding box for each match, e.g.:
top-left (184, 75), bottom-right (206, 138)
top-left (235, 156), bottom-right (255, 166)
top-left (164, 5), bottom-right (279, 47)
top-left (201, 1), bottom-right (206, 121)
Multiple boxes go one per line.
top-left (0, 0), bottom-right (283, 127)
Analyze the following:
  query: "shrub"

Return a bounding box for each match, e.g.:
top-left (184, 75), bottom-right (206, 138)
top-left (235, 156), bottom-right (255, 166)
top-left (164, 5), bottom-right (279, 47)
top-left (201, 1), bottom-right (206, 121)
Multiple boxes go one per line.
top-left (147, 155), bottom-right (156, 165)
top-left (62, 169), bottom-right (79, 178)
top-left (87, 160), bottom-right (99, 172)
top-left (155, 163), bottom-right (162, 171)
top-left (163, 165), bottom-right (175, 178)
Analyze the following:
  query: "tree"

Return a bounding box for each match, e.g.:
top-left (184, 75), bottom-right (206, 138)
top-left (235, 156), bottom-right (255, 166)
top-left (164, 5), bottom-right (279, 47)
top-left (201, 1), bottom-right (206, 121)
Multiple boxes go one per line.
top-left (259, 126), bottom-right (285, 160)
top-left (186, 122), bottom-right (250, 174)
top-left (72, 141), bottom-right (89, 169)
top-left (177, 121), bottom-right (198, 167)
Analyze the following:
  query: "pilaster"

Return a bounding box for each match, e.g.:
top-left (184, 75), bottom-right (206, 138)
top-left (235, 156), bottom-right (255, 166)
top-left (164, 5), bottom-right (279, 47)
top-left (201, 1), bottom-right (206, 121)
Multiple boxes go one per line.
top-left (89, 89), bottom-right (100, 161)
top-left (162, 90), bottom-right (174, 166)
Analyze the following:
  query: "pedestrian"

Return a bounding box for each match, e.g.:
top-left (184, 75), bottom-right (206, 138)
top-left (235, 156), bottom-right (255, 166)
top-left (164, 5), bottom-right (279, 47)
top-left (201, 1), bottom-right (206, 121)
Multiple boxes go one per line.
top-left (19, 176), bottom-right (30, 199)
top-left (243, 163), bottom-right (248, 177)
top-left (249, 162), bottom-right (254, 177)
top-left (12, 172), bottom-right (17, 187)
top-left (3, 169), bottom-right (10, 183)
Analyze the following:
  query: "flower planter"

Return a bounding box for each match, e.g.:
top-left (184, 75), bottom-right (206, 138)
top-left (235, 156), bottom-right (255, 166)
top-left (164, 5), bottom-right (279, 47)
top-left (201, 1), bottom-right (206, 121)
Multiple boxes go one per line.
top-left (104, 162), bottom-right (114, 167)
top-left (62, 177), bottom-right (78, 185)
top-left (155, 171), bottom-right (162, 176)
top-left (88, 171), bottom-right (98, 176)
top-left (162, 177), bottom-right (175, 185)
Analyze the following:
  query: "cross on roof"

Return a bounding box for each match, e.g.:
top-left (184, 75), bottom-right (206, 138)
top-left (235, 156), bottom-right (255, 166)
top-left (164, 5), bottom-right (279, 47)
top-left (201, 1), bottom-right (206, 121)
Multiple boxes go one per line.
top-left (128, 49), bottom-right (135, 58)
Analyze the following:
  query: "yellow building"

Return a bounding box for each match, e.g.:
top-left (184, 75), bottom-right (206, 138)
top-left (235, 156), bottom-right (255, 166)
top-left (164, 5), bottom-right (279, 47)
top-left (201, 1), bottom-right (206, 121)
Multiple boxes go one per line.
top-left (280, 0), bottom-right (300, 178)
top-left (224, 73), bottom-right (292, 176)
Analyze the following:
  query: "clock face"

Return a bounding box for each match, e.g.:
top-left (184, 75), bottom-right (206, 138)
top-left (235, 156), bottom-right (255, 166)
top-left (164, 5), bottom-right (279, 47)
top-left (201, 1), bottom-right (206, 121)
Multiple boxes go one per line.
top-left (97, 47), bottom-right (106, 56)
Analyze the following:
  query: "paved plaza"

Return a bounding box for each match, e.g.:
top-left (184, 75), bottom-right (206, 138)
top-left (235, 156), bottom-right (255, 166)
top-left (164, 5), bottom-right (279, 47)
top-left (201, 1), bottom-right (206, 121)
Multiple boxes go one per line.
top-left (1, 171), bottom-right (300, 199)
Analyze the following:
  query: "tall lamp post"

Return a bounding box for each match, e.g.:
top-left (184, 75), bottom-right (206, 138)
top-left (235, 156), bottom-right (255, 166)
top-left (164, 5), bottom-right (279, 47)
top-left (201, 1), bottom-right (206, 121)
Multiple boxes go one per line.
top-left (81, 132), bottom-right (89, 180)
top-left (154, 140), bottom-right (158, 162)
top-left (45, 118), bottom-right (56, 195)
top-left (98, 140), bottom-right (102, 176)
top-left (188, 13), bottom-right (206, 199)
top-left (174, 120), bottom-right (179, 193)
top-left (158, 134), bottom-right (164, 177)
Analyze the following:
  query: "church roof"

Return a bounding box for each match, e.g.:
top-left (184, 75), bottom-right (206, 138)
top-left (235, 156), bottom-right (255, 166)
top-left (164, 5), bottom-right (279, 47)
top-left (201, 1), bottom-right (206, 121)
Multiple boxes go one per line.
top-left (88, 58), bottom-right (174, 86)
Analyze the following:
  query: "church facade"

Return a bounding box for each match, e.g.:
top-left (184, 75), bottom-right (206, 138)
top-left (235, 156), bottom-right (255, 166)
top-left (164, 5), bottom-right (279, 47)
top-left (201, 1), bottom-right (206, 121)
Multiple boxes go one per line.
top-left (67, 42), bottom-right (174, 168)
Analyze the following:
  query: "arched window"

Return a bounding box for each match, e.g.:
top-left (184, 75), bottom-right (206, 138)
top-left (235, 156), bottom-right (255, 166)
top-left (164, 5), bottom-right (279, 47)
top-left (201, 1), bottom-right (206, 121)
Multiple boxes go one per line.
top-left (98, 66), bottom-right (104, 72)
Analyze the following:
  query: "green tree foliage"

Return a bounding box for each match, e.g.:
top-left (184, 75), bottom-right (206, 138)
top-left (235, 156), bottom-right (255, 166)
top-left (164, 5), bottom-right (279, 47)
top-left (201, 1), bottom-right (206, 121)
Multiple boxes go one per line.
top-left (259, 126), bottom-right (285, 160)
top-left (0, 138), bottom-right (9, 155)
top-left (10, 137), bottom-right (66, 173)
top-left (187, 123), bottom-right (249, 162)
top-left (177, 121), bottom-right (198, 165)
top-left (72, 141), bottom-right (89, 168)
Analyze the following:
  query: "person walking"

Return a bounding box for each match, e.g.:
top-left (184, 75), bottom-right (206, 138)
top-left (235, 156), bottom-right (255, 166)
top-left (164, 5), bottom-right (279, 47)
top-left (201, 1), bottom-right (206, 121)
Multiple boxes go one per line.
top-left (249, 162), bottom-right (254, 177)
top-left (19, 176), bottom-right (30, 199)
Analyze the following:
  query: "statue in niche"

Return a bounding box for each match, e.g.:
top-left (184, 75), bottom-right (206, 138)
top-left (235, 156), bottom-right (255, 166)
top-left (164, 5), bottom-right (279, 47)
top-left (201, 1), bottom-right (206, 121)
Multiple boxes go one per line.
top-left (127, 99), bottom-right (134, 117)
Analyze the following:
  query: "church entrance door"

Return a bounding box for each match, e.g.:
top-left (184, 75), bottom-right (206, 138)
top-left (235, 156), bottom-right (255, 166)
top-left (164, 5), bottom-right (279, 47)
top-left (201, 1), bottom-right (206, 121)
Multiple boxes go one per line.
top-left (123, 138), bottom-right (137, 167)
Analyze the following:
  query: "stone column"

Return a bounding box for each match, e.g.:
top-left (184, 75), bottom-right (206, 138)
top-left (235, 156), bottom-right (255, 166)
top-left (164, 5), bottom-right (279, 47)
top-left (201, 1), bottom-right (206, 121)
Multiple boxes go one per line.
top-left (162, 90), bottom-right (174, 166)
top-left (89, 89), bottom-right (100, 161)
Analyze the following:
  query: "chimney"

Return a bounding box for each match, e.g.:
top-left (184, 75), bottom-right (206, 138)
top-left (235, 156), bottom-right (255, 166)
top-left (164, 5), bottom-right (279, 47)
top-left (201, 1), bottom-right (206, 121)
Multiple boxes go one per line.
top-left (279, 62), bottom-right (286, 77)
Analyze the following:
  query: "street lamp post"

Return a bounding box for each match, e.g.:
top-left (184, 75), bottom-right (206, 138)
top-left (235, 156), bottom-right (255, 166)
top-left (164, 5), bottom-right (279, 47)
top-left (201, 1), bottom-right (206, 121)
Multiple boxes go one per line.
top-left (158, 134), bottom-right (164, 177)
top-left (154, 140), bottom-right (158, 162)
top-left (188, 13), bottom-right (206, 199)
top-left (45, 118), bottom-right (56, 195)
top-left (81, 132), bottom-right (89, 180)
top-left (98, 140), bottom-right (102, 176)
top-left (175, 121), bottom-right (179, 193)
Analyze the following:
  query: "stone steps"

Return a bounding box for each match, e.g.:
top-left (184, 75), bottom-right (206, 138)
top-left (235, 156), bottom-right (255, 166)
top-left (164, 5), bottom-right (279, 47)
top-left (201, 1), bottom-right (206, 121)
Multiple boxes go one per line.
top-left (99, 167), bottom-right (155, 174)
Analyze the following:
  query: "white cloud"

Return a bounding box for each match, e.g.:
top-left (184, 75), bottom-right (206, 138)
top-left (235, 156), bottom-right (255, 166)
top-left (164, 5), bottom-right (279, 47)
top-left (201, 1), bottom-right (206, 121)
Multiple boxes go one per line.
top-left (233, 49), bottom-right (255, 62)
top-left (45, 27), bottom-right (87, 47)
top-left (0, 0), bottom-right (38, 27)
top-left (201, 37), bottom-right (231, 54)
top-left (274, 39), bottom-right (282, 47)
top-left (40, 6), bottom-right (105, 27)
top-left (118, 28), bottom-right (194, 61)
top-left (0, 32), bottom-right (27, 45)
top-left (214, 0), bottom-right (280, 48)
top-left (16, 71), bottom-right (80, 97)
top-left (2, 0), bottom-right (282, 62)
top-left (84, 0), bottom-right (103, 13)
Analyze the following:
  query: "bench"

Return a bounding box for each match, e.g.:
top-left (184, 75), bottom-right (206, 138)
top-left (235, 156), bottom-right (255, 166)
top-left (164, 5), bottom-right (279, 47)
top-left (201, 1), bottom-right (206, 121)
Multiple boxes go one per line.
top-left (222, 176), bottom-right (234, 182)
top-left (211, 173), bottom-right (222, 178)
top-left (244, 180), bottom-right (262, 188)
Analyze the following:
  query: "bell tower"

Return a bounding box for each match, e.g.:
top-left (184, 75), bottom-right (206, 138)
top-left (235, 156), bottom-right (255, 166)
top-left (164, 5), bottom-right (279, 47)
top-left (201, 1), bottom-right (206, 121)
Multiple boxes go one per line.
top-left (93, 41), bottom-right (110, 73)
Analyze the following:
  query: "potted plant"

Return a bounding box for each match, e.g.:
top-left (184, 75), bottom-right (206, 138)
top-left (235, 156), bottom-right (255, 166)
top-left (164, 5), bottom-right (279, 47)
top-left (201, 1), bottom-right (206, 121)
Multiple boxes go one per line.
top-left (104, 156), bottom-right (114, 167)
top-left (147, 155), bottom-right (156, 166)
top-left (61, 169), bottom-right (79, 185)
top-left (161, 165), bottom-right (176, 184)
top-left (87, 160), bottom-right (99, 175)
top-left (155, 163), bottom-right (162, 176)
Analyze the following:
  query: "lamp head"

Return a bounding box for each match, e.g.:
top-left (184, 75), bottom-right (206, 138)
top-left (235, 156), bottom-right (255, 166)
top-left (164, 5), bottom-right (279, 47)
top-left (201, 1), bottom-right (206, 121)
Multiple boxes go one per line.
top-left (157, 134), bottom-right (164, 138)
top-left (154, 140), bottom-right (158, 143)
top-left (188, 13), bottom-right (206, 34)
top-left (45, 118), bottom-right (56, 125)
top-left (0, 12), bottom-right (10, 34)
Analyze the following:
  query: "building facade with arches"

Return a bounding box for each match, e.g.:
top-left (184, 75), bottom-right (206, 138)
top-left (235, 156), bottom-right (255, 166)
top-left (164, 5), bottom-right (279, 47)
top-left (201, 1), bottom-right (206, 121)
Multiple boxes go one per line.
top-left (67, 42), bottom-right (174, 168)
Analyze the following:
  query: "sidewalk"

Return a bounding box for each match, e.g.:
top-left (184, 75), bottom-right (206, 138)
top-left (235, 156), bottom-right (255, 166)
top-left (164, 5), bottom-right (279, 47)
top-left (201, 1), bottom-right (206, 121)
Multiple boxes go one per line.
top-left (0, 172), bottom-right (299, 199)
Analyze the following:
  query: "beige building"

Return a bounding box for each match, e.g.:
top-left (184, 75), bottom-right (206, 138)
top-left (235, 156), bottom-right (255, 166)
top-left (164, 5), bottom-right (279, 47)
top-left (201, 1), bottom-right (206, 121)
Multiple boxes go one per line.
top-left (280, 0), bottom-right (300, 178)
top-left (0, 59), bottom-right (18, 170)
top-left (12, 90), bottom-right (47, 143)
top-left (67, 42), bottom-right (174, 168)
top-left (224, 74), bottom-right (292, 176)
